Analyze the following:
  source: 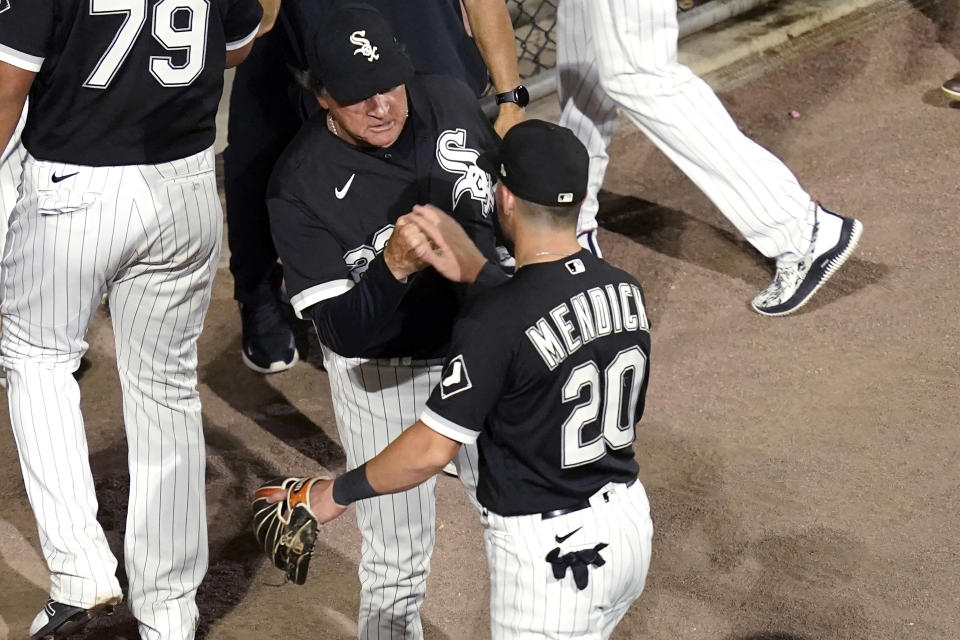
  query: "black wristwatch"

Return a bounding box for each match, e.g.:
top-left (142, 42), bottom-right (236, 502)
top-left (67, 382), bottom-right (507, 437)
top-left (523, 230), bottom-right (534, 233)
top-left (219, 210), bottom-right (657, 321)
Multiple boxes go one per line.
top-left (495, 84), bottom-right (529, 108)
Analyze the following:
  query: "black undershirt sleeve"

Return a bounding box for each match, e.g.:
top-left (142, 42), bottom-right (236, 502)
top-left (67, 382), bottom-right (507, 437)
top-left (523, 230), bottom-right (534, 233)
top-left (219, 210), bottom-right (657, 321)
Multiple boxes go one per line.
top-left (302, 255), bottom-right (409, 357)
top-left (473, 261), bottom-right (510, 288)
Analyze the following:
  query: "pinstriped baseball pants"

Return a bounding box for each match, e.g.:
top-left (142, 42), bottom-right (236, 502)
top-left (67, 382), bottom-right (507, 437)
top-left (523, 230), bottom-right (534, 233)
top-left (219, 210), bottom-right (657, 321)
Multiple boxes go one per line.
top-left (323, 347), bottom-right (481, 640)
top-left (0, 146), bottom-right (221, 640)
top-left (0, 101), bottom-right (26, 257)
top-left (558, 0), bottom-right (816, 263)
top-left (483, 480), bottom-right (653, 639)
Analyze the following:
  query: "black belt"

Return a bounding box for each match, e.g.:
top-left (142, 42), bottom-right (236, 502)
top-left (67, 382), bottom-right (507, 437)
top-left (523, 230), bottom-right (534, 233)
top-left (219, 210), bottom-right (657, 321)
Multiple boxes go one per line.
top-left (540, 478), bottom-right (636, 520)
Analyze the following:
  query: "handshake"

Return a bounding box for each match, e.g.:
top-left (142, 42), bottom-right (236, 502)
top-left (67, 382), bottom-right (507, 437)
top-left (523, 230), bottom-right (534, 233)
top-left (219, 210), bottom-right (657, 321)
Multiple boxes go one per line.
top-left (382, 204), bottom-right (489, 283)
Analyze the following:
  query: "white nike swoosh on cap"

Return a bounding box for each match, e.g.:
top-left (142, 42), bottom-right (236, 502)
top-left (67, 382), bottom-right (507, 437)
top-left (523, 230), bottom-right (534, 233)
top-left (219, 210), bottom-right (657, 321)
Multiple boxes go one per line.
top-left (335, 173), bottom-right (356, 199)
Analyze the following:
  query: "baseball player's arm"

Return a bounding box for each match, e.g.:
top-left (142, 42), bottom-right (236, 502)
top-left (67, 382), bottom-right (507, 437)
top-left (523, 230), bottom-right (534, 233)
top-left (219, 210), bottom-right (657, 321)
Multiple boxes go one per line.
top-left (225, 40), bottom-right (256, 67)
top-left (461, 0), bottom-right (525, 137)
top-left (268, 190), bottom-right (435, 356)
top-left (278, 421), bottom-right (464, 524)
top-left (302, 218), bottom-right (433, 356)
top-left (0, 62), bottom-right (34, 154)
top-left (270, 312), bottom-right (505, 521)
top-left (224, 0), bottom-right (263, 66)
top-left (256, 0), bottom-right (282, 36)
top-left (406, 204), bottom-right (509, 286)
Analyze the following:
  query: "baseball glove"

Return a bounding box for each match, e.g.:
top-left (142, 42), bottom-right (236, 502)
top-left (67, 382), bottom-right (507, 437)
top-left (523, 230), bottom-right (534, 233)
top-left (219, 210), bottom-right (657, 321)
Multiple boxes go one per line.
top-left (252, 476), bottom-right (328, 585)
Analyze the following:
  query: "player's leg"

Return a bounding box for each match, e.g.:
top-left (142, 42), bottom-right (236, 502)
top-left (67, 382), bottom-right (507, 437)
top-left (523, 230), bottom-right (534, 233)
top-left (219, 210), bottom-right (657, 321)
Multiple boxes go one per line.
top-left (0, 100), bottom-right (27, 247)
top-left (223, 28), bottom-right (303, 373)
top-left (596, 482), bottom-right (654, 638)
top-left (556, 0), bottom-right (620, 256)
top-left (323, 350), bottom-right (444, 639)
top-left (0, 101), bottom-right (27, 389)
top-left (590, 0), bottom-right (861, 314)
top-left (108, 148), bottom-right (222, 640)
top-left (0, 155), bottom-right (124, 617)
top-left (586, 0), bottom-right (814, 263)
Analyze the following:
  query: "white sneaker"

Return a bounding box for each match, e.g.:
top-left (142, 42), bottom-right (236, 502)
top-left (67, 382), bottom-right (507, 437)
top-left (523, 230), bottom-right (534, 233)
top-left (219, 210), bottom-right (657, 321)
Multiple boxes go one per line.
top-left (751, 206), bottom-right (863, 316)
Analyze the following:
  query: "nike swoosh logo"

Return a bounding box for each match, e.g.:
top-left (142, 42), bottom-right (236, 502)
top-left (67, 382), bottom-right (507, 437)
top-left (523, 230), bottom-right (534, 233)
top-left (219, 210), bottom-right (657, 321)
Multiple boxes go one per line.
top-left (555, 526), bottom-right (582, 543)
top-left (335, 173), bottom-right (355, 199)
top-left (442, 361), bottom-right (461, 387)
top-left (52, 171), bottom-right (79, 184)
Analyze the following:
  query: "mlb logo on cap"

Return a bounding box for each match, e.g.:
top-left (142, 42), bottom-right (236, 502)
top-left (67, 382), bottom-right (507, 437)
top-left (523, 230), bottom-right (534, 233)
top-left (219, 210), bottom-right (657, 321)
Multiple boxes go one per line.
top-left (558, 193), bottom-right (574, 204)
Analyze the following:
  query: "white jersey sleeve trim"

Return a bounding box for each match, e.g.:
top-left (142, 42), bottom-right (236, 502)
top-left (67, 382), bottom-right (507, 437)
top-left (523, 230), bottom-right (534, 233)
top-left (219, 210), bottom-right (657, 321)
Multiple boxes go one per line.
top-left (291, 279), bottom-right (355, 318)
top-left (421, 407), bottom-right (480, 445)
top-left (0, 44), bottom-right (44, 72)
top-left (226, 24), bottom-right (260, 51)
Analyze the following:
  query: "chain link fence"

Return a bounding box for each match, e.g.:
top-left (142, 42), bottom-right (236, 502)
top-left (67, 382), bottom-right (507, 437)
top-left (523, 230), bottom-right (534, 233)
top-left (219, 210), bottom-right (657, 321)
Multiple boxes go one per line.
top-left (507, 0), bottom-right (715, 80)
top-left (508, 0), bottom-right (558, 79)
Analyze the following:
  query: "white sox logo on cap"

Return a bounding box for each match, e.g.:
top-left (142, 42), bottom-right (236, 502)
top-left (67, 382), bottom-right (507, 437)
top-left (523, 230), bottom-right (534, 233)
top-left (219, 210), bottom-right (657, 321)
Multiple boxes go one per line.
top-left (350, 30), bottom-right (380, 62)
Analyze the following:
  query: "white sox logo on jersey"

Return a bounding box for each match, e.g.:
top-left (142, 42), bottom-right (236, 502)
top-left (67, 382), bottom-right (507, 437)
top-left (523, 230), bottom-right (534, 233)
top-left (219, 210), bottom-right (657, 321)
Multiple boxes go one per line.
top-left (343, 224), bottom-right (394, 281)
top-left (436, 129), bottom-right (494, 218)
top-left (439, 355), bottom-right (472, 399)
top-left (350, 30), bottom-right (380, 62)
top-left (0, 0), bottom-right (10, 14)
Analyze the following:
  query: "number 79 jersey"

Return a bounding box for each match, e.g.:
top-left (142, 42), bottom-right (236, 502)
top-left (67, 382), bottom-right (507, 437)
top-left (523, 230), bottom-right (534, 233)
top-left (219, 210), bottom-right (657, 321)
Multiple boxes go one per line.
top-left (0, 0), bottom-right (262, 166)
top-left (422, 250), bottom-right (650, 517)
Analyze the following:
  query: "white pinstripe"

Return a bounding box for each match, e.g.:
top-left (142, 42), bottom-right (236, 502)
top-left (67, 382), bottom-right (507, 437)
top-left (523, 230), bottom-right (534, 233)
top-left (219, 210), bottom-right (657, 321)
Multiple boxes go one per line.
top-left (1, 146), bottom-right (221, 640)
top-left (0, 102), bottom-right (27, 263)
top-left (558, 0), bottom-right (816, 263)
top-left (483, 480), bottom-right (653, 639)
top-left (323, 347), bottom-right (481, 639)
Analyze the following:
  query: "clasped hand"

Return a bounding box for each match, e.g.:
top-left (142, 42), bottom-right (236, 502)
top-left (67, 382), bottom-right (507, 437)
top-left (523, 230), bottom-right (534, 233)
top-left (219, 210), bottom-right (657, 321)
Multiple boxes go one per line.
top-left (383, 204), bottom-right (487, 283)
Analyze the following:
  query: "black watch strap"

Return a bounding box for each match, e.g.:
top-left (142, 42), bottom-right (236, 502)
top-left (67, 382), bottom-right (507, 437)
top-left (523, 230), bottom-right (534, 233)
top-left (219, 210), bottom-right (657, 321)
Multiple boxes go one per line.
top-left (495, 84), bottom-right (529, 107)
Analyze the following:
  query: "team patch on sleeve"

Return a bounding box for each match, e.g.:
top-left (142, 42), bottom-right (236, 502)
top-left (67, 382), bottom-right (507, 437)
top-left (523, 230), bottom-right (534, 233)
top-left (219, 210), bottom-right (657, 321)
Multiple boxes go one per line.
top-left (439, 354), bottom-right (472, 399)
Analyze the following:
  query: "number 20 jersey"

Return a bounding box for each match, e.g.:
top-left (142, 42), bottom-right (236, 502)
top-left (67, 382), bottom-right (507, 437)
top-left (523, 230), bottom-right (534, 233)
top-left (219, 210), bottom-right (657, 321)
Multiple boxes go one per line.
top-left (0, 0), bottom-right (262, 166)
top-left (422, 251), bottom-right (651, 517)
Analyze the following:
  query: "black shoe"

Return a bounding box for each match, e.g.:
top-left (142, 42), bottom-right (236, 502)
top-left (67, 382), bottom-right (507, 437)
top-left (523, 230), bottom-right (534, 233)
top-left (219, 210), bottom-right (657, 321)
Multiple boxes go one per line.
top-left (239, 298), bottom-right (299, 373)
top-left (30, 599), bottom-right (117, 640)
top-left (942, 73), bottom-right (960, 101)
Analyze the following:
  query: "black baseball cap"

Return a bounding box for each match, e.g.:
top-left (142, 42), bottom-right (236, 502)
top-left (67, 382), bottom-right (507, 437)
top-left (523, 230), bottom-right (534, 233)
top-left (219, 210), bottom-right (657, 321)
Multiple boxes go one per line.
top-left (496, 120), bottom-right (589, 207)
top-left (307, 3), bottom-right (415, 103)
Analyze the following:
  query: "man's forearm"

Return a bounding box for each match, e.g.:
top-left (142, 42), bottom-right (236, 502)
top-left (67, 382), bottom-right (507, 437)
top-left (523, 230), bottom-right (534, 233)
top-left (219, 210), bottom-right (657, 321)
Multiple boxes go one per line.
top-left (462, 0), bottom-right (521, 94)
top-left (366, 422), bottom-right (460, 494)
top-left (306, 256), bottom-right (408, 357)
top-left (333, 422), bottom-right (461, 505)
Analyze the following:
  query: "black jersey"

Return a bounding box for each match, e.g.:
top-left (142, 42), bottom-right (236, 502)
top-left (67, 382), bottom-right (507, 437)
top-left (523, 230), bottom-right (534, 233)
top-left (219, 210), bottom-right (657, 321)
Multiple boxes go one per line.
top-left (0, 0), bottom-right (262, 166)
top-left (267, 73), bottom-right (502, 359)
top-left (422, 251), bottom-right (650, 516)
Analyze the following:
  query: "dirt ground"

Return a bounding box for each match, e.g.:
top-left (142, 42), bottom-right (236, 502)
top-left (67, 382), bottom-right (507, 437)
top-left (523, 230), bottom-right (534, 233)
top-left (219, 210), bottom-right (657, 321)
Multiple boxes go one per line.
top-left (1, 4), bottom-right (959, 640)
